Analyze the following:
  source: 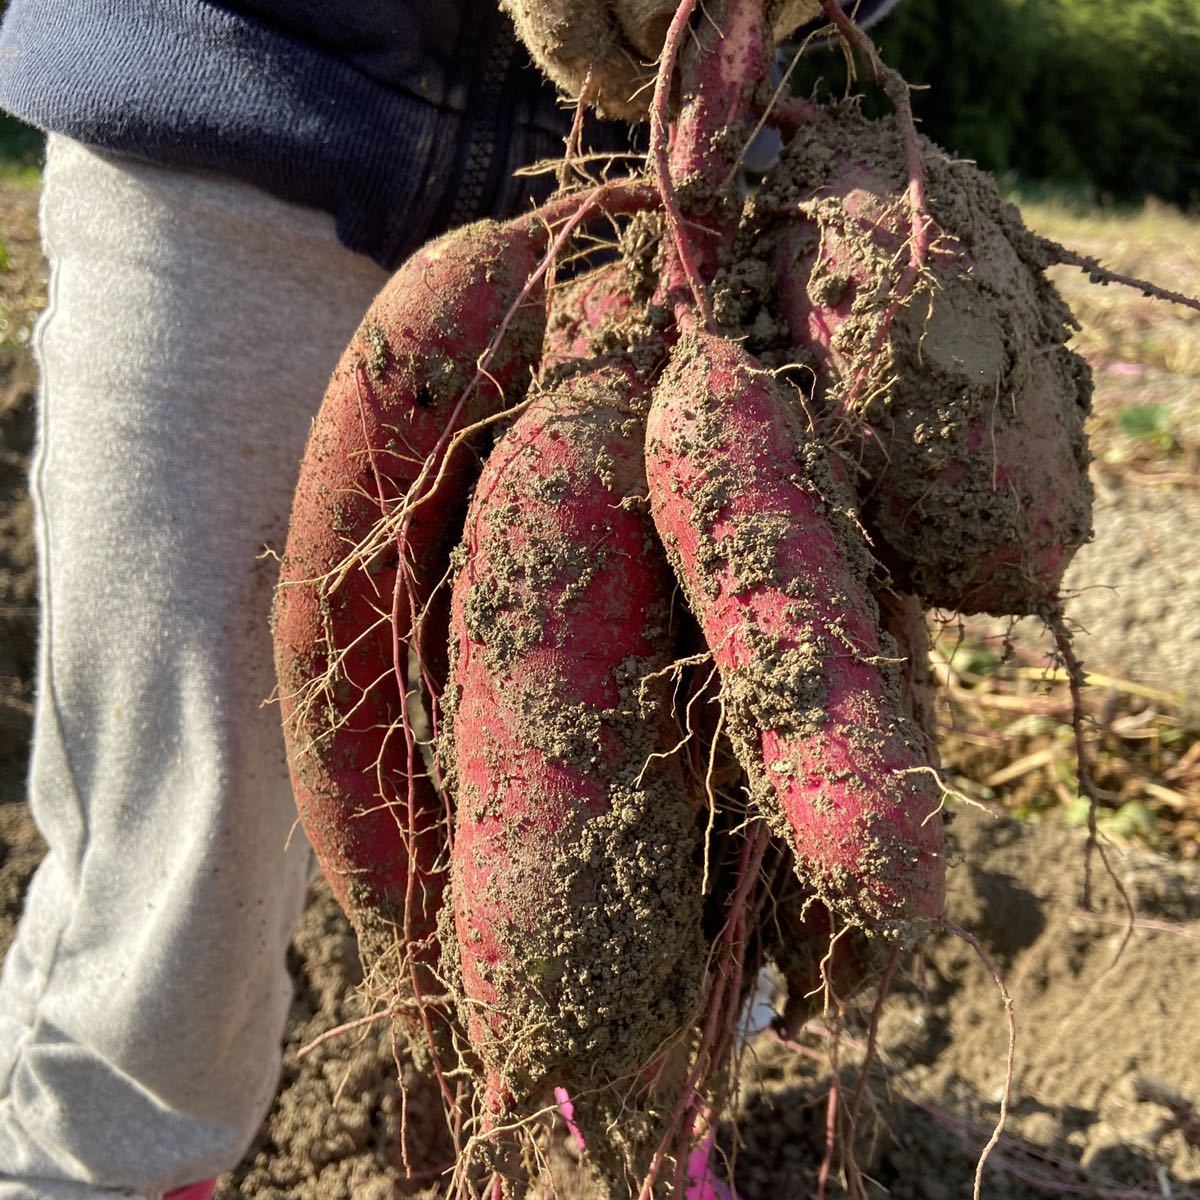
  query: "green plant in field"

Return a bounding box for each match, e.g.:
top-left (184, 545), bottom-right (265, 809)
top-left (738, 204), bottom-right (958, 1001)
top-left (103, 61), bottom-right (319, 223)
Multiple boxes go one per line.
top-left (1115, 403), bottom-right (1177, 453)
top-left (791, 0), bottom-right (1200, 211)
top-left (944, 638), bottom-right (1002, 678)
top-left (1064, 794), bottom-right (1157, 845)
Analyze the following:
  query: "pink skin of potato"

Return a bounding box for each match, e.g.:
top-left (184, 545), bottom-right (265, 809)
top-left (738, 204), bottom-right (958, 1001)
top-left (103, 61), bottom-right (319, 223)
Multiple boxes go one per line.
top-left (444, 359), bottom-right (703, 1110)
top-left (645, 330), bottom-right (944, 932)
top-left (273, 217), bottom-right (546, 985)
top-left (775, 121), bottom-right (1091, 617)
top-left (542, 262), bottom-right (636, 368)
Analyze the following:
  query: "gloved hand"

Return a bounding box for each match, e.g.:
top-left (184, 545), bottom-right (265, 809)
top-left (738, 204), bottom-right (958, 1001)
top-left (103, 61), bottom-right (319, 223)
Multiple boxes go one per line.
top-left (501, 0), bottom-right (655, 120)
top-left (502, 0), bottom-right (903, 123)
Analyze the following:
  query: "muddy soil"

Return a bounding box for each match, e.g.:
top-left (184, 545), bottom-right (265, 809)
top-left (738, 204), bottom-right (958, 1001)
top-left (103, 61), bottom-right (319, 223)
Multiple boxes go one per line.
top-left (1, 178), bottom-right (1198, 1198)
top-left (1005, 475), bottom-right (1200, 706)
top-left (727, 805), bottom-right (1200, 1199)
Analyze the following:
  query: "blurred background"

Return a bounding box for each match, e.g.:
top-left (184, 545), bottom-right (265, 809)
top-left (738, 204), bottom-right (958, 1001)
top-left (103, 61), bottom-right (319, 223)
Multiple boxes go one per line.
top-left (810, 0), bottom-right (1200, 212)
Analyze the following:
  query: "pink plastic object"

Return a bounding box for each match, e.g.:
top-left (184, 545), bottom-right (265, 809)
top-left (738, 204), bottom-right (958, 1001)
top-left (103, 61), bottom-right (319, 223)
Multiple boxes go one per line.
top-left (685, 1134), bottom-right (737, 1200)
top-left (163, 1182), bottom-right (216, 1200)
top-left (554, 1086), bottom-right (587, 1152)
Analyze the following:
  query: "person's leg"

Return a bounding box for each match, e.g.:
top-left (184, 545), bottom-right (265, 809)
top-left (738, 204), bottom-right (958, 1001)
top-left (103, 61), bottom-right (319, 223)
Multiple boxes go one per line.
top-left (0, 135), bottom-right (388, 1200)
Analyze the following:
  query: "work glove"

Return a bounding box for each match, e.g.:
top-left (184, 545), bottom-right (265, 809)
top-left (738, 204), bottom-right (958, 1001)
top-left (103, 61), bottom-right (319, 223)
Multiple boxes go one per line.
top-left (501, 0), bottom-right (905, 121)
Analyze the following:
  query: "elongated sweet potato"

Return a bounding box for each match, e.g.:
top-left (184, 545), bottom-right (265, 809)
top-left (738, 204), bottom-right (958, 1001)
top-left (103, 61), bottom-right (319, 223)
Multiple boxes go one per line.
top-left (763, 594), bottom-right (933, 1029)
top-left (441, 359), bottom-right (704, 1108)
top-left (646, 330), bottom-right (944, 933)
top-left (273, 217), bottom-right (547, 986)
top-left (773, 107), bottom-right (1092, 616)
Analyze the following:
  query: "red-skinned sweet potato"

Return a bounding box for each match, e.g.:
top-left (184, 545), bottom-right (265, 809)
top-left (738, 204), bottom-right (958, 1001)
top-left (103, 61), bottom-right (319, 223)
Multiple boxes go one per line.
top-left (441, 359), bottom-right (704, 1109)
top-left (773, 107), bottom-right (1092, 616)
top-left (273, 217), bottom-right (547, 989)
top-left (542, 261), bottom-right (637, 368)
top-left (766, 872), bottom-right (888, 1035)
top-left (645, 329), bottom-right (944, 933)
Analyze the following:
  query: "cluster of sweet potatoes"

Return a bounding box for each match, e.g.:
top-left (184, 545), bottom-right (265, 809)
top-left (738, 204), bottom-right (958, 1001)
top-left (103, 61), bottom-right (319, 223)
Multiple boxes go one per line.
top-left (272, 0), bottom-right (1097, 1193)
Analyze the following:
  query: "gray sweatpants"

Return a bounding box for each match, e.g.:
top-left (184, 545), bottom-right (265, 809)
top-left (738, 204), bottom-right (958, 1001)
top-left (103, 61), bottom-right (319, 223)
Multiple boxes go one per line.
top-left (0, 136), bottom-right (388, 1199)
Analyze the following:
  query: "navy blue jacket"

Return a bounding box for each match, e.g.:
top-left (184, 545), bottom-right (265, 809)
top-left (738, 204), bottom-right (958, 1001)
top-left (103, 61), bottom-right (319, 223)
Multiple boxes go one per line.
top-left (0, 0), bottom-right (900, 268)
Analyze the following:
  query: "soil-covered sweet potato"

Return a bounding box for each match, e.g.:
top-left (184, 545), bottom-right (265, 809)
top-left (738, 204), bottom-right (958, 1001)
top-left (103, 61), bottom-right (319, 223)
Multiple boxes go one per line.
top-left (646, 329), bottom-right (945, 933)
top-left (772, 106), bottom-right (1093, 616)
top-left (766, 873), bottom-right (889, 1034)
top-left (273, 217), bottom-right (546, 993)
top-left (542, 261), bottom-right (638, 368)
top-left (440, 359), bottom-right (705, 1111)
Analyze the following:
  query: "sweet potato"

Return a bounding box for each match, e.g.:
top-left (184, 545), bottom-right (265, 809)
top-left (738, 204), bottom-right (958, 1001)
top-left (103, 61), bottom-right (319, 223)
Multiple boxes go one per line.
top-left (645, 330), bottom-right (944, 932)
top-left (878, 589), bottom-right (938, 765)
top-left (542, 261), bottom-right (637, 369)
top-left (773, 107), bottom-right (1092, 616)
top-left (766, 593), bottom-right (934, 1028)
top-left (441, 359), bottom-right (704, 1108)
top-left (273, 217), bottom-right (547, 983)
top-left (766, 873), bottom-right (888, 1035)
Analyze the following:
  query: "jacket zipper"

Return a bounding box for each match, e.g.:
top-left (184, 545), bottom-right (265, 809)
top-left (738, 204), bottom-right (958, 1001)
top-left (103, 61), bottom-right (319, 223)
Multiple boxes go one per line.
top-left (445, 19), bottom-right (519, 229)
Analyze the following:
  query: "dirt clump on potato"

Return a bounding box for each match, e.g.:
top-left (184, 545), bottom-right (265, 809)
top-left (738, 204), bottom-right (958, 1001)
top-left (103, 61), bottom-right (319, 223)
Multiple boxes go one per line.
top-left (766, 106), bottom-right (1094, 616)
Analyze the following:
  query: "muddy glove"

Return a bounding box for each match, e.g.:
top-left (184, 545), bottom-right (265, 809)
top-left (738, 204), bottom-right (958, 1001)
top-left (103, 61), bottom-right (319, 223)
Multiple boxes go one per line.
top-left (501, 0), bottom-right (807, 119)
top-left (503, 0), bottom-right (905, 123)
top-left (613, 0), bottom-right (901, 54)
top-left (501, 0), bottom-right (656, 120)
